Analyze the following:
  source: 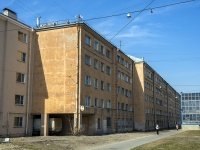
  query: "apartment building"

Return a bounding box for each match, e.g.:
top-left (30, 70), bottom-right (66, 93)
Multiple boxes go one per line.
top-left (181, 92), bottom-right (200, 130)
top-left (130, 56), bottom-right (181, 131)
top-left (32, 22), bottom-right (134, 135)
top-left (1, 8), bottom-right (181, 137)
top-left (0, 8), bottom-right (34, 137)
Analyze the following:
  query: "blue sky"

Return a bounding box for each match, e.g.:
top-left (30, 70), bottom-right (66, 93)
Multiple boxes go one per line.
top-left (1, 0), bottom-right (200, 93)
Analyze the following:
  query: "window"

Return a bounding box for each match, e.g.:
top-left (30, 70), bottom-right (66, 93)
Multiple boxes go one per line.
top-left (85, 35), bottom-right (91, 46)
top-left (100, 62), bottom-right (104, 72)
top-left (121, 58), bottom-right (124, 65)
top-left (94, 59), bottom-right (98, 69)
top-left (107, 83), bottom-right (111, 92)
top-left (117, 86), bottom-right (120, 94)
top-left (129, 91), bottom-right (132, 98)
top-left (118, 118), bottom-right (120, 127)
top-left (85, 75), bottom-right (91, 86)
top-left (125, 89), bottom-right (129, 97)
top-left (121, 88), bottom-right (125, 95)
top-left (18, 31), bottom-right (27, 43)
top-left (17, 51), bottom-right (26, 62)
top-left (125, 75), bottom-right (129, 82)
top-left (101, 81), bottom-right (104, 90)
top-left (130, 78), bottom-right (132, 84)
top-left (121, 73), bottom-right (124, 80)
top-left (117, 71), bottom-right (120, 78)
top-left (14, 117), bottom-right (23, 127)
top-left (106, 66), bottom-right (111, 75)
top-left (129, 105), bottom-right (133, 111)
top-left (128, 64), bottom-right (132, 70)
top-left (117, 55), bottom-right (120, 63)
top-left (16, 73), bottom-right (26, 83)
top-left (126, 104), bottom-right (128, 111)
top-left (107, 117), bottom-right (111, 127)
top-left (94, 78), bottom-right (98, 89)
top-left (107, 100), bottom-right (111, 108)
top-left (15, 95), bottom-right (24, 105)
top-left (94, 40), bottom-right (99, 51)
top-left (85, 96), bottom-right (90, 107)
top-left (101, 99), bottom-right (104, 108)
top-left (106, 50), bottom-right (111, 58)
top-left (98, 118), bottom-right (101, 129)
top-left (94, 98), bottom-right (98, 107)
top-left (118, 102), bottom-right (120, 110)
top-left (122, 103), bottom-right (124, 110)
top-left (100, 45), bottom-right (104, 54)
top-left (85, 54), bottom-right (91, 65)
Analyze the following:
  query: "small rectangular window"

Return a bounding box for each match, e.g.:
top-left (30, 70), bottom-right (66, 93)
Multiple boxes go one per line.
top-left (94, 40), bottom-right (99, 51)
top-left (15, 95), bottom-right (24, 105)
top-left (100, 45), bottom-right (104, 54)
top-left (85, 55), bottom-right (91, 65)
top-left (107, 83), bottom-right (111, 92)
top-left (101, 99), bottom-right (104, 108)
top-left (94, 78), bottom-right (98, 89)
top-left (106, 66), bottom-right (111, 75)
top-left (17, 51), bottom-right (26, 62)
top-left (117, 71), bottom-right (120, 78)
top-left (94, 59), bottom-right (98, 69)
top-left (85, 96), bottom-right (90, 107)
top-left (94, 98), bottom-right (98, 107)
top-left (18, 31), bottom-right (27, 43)
top-left (16, 73), bottom-right (26, 83)
top-left (14, 117), bottom-right (23, 127)
top-left (100, 62), bottom-right (104, 72)
top-left (121, 73), bottom-right (124, 80)
top-left (107, 100), bottom-right (111, 108)
top-left (85, 35), bottom-right (91, 46)
top-left (106, 50), bottom-right (111, 58)
top-left (101, 81), bottom-right (104, 90)
top-left (85, 75), bottom-right (91, 86)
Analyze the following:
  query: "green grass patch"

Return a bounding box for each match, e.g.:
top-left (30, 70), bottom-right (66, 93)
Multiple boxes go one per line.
top-left (132, 130), bottom-right (200, 150)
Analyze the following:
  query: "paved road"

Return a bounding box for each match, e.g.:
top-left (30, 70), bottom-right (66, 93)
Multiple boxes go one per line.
top-left (88, 130), bottom-right (183, 150)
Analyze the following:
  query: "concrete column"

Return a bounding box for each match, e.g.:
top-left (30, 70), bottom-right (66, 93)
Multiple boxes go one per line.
top-left (40, 113), bottom-right (49, 136)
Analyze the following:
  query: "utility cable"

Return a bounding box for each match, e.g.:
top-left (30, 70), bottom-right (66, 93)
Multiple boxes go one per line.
top-left (50, 0), bottom-right (74, 18)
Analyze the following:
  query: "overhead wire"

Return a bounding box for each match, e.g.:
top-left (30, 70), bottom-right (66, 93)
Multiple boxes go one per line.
top-left (50, 0), bottom-right (74, 18)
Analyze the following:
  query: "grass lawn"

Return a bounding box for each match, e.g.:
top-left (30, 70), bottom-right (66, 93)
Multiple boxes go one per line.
top-left (132, 130), bottom-right (200, 150)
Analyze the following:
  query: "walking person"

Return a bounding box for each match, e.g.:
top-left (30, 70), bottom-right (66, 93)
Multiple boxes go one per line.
top-left (156, 124), bottom-right (159, 135)
top-left (176, 124), bottom-right (179, 131)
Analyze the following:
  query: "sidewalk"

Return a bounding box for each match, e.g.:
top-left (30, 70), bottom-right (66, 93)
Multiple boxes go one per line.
top-left (88, 130), bottom-right (183, 150)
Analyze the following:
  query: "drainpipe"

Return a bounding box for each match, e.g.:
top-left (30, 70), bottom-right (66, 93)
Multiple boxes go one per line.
top-left (25, 28), bottom-right (34, 135)
top-left (76, 23), bottom-right (81, 133)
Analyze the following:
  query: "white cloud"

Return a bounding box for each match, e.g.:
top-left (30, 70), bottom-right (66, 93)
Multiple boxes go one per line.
top-left (117, 25), bottom-right (158, 38)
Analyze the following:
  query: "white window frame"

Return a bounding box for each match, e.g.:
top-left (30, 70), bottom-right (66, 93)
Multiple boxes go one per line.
top-left (107, 83), bottom-right (111, 92)
top-left (94, 40), bottom-right (99, 51)
top-left (17, 51), bottom-right (26, 62)
top-left (94, 98), bottom-right (98, 107)
top-left (94, 59), bottom-right (98, 69)
top-left (14, 117), bottom-right (23, 127)
top-left (18, 31), bottom-right (27, 43)
top-left (117, 71), bottom-right (120, 78)
top-left (85, 75), bottom-right (91, 86)
top-left (125, 75), bottom-right (129, 82)
top-left (15, 95), bottom-right (24, 105)
top-left (100, 44), bottom-right (104, 54)
top-left (85, 34), bottom-right (91, 46)
top-left (101, 99), bottom-right (104, 108)
top-left (94, 78), bottom-right (98, 89)
top-left (121, 73), bottom-right (124, 80)
top-left (85, 54), bottom-right (91, 66)
top-left (106, 66), bottom-right (111, 75)
top-left (16, 72), bottom-right (26, 83)
top-left (85, 96), bottom-right (90, 107)
top-left (107, 100), bottom-right (111, 108)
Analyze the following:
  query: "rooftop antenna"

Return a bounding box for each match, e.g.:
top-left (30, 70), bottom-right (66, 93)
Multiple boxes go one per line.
top-left (36, 16), bottom-right (41, 27)
top-left (75, 14), bottom-right (83, 22)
